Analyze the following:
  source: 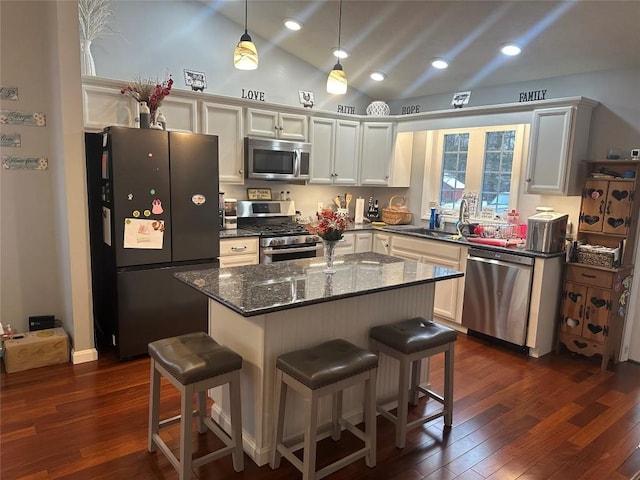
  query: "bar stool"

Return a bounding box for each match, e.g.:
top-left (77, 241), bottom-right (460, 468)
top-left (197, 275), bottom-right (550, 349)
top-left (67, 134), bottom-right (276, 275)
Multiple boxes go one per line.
top-left (369, 317), bottom-right (457, 448)
top-left (148, 332), bottom-right (244, 480)
top-left (270, 338), bottom-right (378, 480)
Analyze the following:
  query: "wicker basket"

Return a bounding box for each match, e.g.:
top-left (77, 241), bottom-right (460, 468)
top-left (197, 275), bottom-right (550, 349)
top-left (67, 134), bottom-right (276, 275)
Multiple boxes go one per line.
top-left (381, 195), bottom-right (413, 225)
top-left (576, 246), bottom-right (617, 268)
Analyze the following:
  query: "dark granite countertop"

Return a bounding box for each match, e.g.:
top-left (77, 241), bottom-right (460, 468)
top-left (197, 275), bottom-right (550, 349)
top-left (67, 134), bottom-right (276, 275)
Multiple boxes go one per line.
top-left (175, 252), bottom-right (463, 317)
top-left (378, 225), bottom-right (565, 259)
top-left (219, 228), bottom-right (260, 239)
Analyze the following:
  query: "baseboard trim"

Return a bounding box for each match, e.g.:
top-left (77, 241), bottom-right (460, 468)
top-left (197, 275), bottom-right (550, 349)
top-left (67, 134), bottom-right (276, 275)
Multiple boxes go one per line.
top-left (71, 348), bottom-right (98, 364)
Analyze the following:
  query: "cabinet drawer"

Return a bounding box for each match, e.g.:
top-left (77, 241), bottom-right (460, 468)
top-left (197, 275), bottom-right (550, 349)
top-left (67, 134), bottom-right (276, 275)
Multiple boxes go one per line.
top-left (566, 264), bottom-right (614, 289)
top-left (220, 237), bottom-right (259, 256)
top-left (391, 235), bottom-right (461, 261)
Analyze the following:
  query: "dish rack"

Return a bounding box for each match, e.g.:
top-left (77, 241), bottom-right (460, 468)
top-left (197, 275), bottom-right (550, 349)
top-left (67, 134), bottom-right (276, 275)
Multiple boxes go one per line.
top-left (474, 221), bottom-right (518, 239)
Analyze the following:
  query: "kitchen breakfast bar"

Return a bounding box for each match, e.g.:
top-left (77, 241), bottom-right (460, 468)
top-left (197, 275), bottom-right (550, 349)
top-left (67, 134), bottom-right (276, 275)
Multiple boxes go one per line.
top-left (175, 252), bottom-right (463, 466)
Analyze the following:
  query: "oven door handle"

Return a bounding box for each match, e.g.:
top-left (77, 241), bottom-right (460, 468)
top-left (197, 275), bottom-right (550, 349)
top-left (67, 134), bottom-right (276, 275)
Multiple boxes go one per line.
top-left (262, 244), bottom-right (323, 255)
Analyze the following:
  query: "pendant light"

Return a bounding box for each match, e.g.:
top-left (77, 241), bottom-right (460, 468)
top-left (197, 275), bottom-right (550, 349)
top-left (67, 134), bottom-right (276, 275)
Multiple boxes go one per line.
top-left (234, 0), bottom-right (258, 70)
top-left (327, 0), bottom-right (347, 94)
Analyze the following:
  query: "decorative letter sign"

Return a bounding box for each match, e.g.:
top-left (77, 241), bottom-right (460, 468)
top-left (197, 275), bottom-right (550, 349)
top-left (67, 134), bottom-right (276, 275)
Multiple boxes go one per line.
top-left (337, 105), bottom-right (355, 114)
top-left (241, 89), bottom-right (265, 101)
top-left (0, 110), bottom-right (46, 126)
top-left (519, 90), bottom-right (547, 102)
top-left (2, 156), bottom-right (48, 170)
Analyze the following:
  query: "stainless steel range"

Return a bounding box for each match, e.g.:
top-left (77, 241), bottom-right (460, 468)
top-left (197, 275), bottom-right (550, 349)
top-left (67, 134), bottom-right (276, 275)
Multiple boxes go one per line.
top-left (237, 200), bottom-right (323, 264)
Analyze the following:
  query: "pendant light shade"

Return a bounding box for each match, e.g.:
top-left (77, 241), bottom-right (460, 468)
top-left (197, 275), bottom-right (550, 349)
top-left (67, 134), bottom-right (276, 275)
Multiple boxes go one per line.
top-left (327, 0), bottom-right (347, 94)
top-left (234, 0), bottom-right (258, 70)
top-left (327, 62), bottom-right (347, 94)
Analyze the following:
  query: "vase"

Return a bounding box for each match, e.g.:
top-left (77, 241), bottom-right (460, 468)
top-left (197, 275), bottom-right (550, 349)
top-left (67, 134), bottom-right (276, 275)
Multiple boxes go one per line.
top-left (366, 100), bottom-right (390, 116)
top-left (80, 39), bottom-right (96, 76)
top-left (324, 240), bottom-right (337, 274)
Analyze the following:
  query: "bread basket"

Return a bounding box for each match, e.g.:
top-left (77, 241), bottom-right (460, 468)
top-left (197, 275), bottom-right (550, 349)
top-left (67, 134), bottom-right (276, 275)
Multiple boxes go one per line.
top-left (381, 195), bottom-right (413, 225)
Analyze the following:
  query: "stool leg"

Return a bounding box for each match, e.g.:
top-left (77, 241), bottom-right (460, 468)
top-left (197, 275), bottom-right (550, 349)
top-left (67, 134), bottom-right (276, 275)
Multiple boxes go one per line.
top-left (179, 383), bottom-right (194, 480)
top-left (229, 370), bottom-right (244, 472)
top-left (444, 343), bottom-right (454, 429)
top-left (396, 355), bottom-right (411, 449)
top-left (196, 391), bottom-right (207, 434)
top-left (410, 359), bottom-right (421, 406)
top-left (148, 359), bottom-right (160, 453)
top-left (364, 368), bottom-right (377, 468)
top-left (270, 369), bottom-right (286, 469)
top-left (302, 392), bottom-right (319, 480)
top-left (331, 390), bottom-right (343, 441)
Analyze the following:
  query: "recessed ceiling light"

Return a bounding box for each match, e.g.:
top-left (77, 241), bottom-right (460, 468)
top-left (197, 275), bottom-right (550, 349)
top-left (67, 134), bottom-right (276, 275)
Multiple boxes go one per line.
top-left (332, 47), bottom-right (350, 59)
top-left (431, 58), bottom-right (449, 69)
top-left (500, 43), bottom-right (522, 56)
top-left (370, 71), bottom-right (386, 82)
top-left (283, 18), bottom-right (302, 31)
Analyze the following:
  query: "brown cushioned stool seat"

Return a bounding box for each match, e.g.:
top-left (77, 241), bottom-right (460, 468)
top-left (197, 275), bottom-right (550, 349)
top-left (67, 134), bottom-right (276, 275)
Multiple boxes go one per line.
top-left (148, 332), bottom-right (244, 480)
top-left (370, 317), bottom-right (457, 448)
top-left (271, 339), bottom-right (378, 480)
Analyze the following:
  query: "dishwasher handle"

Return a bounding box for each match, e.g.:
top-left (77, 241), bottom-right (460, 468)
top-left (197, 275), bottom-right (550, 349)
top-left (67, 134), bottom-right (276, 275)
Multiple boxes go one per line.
top-left (467, 247), bottom-right (534, 267)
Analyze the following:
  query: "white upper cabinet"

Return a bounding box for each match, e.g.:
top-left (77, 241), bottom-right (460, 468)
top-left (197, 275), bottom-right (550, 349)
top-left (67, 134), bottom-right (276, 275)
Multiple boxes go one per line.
top-left (359, 122), bottom-right (395, 185)
top-left (246, 108), bottom-right (308, 141)
top-left (309, 117), bottom-right (359, 185)
top-left (201, 102), bottom-right (244, 184)
top-left (526, 100), bottom-right (597, 195)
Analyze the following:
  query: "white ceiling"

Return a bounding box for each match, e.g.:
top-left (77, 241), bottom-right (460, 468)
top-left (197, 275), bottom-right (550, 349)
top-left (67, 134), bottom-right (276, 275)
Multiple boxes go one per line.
top-left (213, 0), bottom-right (640, 101)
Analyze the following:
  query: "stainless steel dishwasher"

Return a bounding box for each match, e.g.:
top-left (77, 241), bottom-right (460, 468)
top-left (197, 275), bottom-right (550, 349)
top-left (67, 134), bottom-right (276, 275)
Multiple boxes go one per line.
top-left (461, 247), bottom-right (534, 347)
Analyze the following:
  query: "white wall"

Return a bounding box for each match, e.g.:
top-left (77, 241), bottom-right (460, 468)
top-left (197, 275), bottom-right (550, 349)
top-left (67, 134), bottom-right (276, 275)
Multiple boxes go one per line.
top-left (0, 1), bottom-right (95, 359)
top-left (92, 0), bottom-right (372, 113)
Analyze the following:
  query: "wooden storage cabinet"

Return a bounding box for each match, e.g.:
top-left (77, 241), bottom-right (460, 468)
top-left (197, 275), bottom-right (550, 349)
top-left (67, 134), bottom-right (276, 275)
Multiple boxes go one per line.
top-left (559, 264), bottom-right (631, 369)
top-left (579, 179), bottom-right (634, 236)
top-left (219, 237), bottom-right (259, 267)
top-left (559, 160), bottom-right (639, 369)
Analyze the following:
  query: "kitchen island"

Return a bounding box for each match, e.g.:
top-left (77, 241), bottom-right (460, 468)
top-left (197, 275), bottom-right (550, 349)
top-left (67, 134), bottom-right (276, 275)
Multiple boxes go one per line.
top-left (176, 252), bottom-right (463, 466)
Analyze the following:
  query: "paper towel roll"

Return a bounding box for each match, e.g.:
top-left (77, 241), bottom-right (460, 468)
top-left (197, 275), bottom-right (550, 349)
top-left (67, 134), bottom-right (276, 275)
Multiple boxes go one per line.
top-left (355, 198), bottom-right (365, 224)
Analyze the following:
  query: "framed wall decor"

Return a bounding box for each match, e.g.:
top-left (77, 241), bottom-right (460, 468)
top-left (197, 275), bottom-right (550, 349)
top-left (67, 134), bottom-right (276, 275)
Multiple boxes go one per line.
top-left (184, 69), bottom-right (206, 91)
top-left (247, 188), bottom-right (272, 200)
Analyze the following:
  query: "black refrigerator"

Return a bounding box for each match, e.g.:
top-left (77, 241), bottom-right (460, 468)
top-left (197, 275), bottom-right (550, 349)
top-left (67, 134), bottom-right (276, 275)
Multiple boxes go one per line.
top-left (86, 126), bottom-right (220, 359)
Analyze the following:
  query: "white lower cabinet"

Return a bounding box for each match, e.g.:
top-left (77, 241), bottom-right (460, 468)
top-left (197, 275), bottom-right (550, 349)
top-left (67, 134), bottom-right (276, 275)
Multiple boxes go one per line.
top-left (333, 232), bottom-right (373, 255)
top-left (389, 235), bottom-right (466, 324)
top-left (372, 232), bottom-right (391, 255)
top-left (219, 237), bottom-right (259, 267)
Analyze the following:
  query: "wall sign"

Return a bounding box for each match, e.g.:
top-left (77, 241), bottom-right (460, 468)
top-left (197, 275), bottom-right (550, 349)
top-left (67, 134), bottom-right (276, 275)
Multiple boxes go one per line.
top-left (337, 105), bottom-right (355, 114)
top-left (519, 90), bottom-right (547, 102)
top-left (401, 105), bottom-right (421, 115)
top-left (298, 90), bottom-right (314, 108)
top-left (1, 133), bottom-right (21, 147)
top-left (241, 89), bottom-right (265, 101)
top-left (0, 86), bottom-right (19, 100)
top-left (451, 91), bottom-right (471, 108)
top-left (184, 69), bottom-right (206, 91)
top-left (2, 155), bottom-right (48, 170)
top-left (0, 110), bottom-right (46, 126)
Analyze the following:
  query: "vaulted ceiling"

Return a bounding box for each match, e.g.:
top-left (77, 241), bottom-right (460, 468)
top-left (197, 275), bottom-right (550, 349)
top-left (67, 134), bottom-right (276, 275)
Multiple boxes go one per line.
top-left (213, 0), bottom-right (640, 101)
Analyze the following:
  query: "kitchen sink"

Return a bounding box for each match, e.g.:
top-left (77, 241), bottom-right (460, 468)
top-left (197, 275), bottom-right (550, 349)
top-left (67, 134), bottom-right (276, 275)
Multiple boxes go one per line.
top-left (385, 226), bottom-right (462, 240)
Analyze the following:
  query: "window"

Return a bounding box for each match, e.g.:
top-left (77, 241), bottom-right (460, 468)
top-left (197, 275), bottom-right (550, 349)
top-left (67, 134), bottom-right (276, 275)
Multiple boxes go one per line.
top-left (480, 130), bottom-right (515, 214)
top-left (423, 124), bottom-right (526, 218)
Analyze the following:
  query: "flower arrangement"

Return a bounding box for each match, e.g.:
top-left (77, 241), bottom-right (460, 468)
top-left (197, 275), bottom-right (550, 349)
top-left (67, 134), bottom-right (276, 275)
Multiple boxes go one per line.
top-left (121, 75), bottom-right (174, 120)
top-left (306, 209), bottom-right (348, 242)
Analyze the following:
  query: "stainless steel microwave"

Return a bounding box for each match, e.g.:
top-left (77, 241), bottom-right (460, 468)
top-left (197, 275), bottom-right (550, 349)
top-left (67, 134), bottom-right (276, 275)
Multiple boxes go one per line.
top-left (245, 137), bottom-right (311, 181)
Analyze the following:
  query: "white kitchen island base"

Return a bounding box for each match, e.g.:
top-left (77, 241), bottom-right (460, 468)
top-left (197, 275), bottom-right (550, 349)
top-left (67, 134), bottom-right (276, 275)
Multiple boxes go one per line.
top-left (207, 283), bottom-right (435, 466)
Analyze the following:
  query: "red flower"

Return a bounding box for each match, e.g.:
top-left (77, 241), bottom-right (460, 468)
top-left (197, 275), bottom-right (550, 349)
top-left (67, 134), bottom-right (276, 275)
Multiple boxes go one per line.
top-left (305, 209), bottom-right (348, 242)
top-left (121, 75), bottom-right (173, 118)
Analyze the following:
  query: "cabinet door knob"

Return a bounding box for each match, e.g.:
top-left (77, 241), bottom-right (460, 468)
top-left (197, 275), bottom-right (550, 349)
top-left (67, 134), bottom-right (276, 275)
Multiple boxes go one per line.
top-left (526, 178), bottom-right (532, 183)
top-left (238, 169), bottom-right (243, 174)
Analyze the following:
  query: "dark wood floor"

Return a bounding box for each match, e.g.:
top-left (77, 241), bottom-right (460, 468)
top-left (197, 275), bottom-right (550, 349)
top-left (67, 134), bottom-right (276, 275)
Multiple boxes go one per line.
top-left (2, 334), bottom-right (639, 480)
